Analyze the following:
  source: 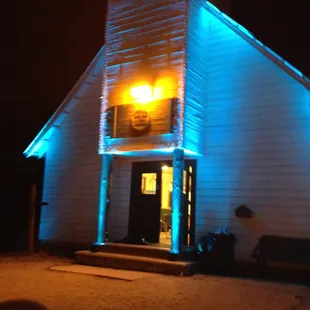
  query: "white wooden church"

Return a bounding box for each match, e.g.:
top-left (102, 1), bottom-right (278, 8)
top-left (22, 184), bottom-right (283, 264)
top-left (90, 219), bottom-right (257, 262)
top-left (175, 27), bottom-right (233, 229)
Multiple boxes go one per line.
top-left (24, 0), bottom-right (310, 267)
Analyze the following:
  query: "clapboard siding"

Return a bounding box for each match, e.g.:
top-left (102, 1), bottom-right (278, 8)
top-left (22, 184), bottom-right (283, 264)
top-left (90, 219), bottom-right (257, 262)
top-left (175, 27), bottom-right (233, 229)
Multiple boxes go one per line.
top-left (39, 61), bottom-right (104, 245)
top-left (101, 0), bottom-right (187, 151)
top-left (183, 0), bottom-right (208, 153)
top-left (104, 0), bottom-right (186, 104)
top-left (108, 155), bottom-right (173, 241)
top-left (195, 9), bottom-right (310, 260)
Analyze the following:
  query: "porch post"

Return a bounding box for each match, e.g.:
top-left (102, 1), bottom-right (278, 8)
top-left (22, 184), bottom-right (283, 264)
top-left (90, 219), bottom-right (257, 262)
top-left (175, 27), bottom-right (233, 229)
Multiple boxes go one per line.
top-left (171, 147), bottom-right (184, 254)
top-left (96, 153), bottom-right (113, 245)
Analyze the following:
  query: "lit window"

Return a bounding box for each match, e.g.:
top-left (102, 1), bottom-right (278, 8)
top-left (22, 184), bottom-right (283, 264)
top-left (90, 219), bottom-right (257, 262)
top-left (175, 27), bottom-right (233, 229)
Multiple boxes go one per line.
top-left (141, 173), bottom-right (157, 195)
top-left (183, 171), bottom-right (187, 194)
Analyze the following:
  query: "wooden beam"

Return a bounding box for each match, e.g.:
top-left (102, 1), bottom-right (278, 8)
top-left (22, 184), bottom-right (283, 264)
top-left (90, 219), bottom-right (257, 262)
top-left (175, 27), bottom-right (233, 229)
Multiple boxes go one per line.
top-left (171, 148), bottom-right (184, 254)
top-left (97, 154), bottom-right (113, 244)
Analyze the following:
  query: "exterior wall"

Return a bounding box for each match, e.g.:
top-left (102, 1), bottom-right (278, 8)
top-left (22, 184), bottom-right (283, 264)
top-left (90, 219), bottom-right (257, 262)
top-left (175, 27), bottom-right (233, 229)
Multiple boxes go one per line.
top-left (108, 155), bottom-right (173, 241)
top-left (195, 9), bottom-right (310, 260)
top-left (39, 62), bottom-right (103, 245)
top-left (184, 0), bottom-right (208, 153)
top-left (100, 0), bottom-right (187, 152)
top-left (108, 157), bottom-right (132, 241)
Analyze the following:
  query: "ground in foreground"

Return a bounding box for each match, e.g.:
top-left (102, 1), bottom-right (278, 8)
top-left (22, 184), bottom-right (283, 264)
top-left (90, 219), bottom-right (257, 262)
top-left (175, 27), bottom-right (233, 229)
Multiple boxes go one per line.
top-left (0, 254), bottom-right (309, 310)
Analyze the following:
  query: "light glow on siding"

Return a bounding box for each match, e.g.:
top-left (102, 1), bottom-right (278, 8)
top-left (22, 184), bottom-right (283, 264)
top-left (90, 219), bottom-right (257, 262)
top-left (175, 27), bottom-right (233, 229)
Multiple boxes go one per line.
top-left (97, 154), bottom-right (113, 245)
top-left (120, 75), bottom-right (179, 106)
top-left (206, 1), bottom-right (310, 86)
top-left (183, 1), bottom-right (209, 155)
top-left (171, 147), bottom-right (184, 254)
top-left (130, 85), bottom-right (153, 104)
top-left (102, 147), bottom-right (200, 157)
top-left (24, 140), bottom-right (48, 158)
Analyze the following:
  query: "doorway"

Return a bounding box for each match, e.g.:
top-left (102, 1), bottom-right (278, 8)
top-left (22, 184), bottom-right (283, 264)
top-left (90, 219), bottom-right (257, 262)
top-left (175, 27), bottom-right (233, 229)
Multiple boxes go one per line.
top-left (128, 160), bottom-right (196, 247)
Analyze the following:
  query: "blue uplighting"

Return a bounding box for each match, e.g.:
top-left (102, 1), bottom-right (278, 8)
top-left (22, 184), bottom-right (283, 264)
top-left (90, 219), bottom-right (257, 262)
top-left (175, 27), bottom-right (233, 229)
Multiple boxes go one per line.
top-left (171, 148), bottom-right (184, 254)
top-left (101, 147), bottom-right (200, 157)
top-left (97, 154), bottom-right (113, 244)
top-left (205, 1), bottom-right (310, 88)
top-left (24, 139), bottom-right (48, 158)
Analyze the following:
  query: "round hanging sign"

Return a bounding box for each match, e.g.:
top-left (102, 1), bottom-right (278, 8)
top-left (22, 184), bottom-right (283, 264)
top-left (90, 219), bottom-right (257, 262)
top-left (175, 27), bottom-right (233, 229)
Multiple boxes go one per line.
top-left (131, 110), bottom-right (150, 132)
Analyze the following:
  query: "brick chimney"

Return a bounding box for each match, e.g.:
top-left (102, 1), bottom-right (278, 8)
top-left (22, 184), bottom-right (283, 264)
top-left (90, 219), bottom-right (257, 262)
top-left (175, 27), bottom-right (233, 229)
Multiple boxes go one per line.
top-left (208, 0), bottom-right (231, 15)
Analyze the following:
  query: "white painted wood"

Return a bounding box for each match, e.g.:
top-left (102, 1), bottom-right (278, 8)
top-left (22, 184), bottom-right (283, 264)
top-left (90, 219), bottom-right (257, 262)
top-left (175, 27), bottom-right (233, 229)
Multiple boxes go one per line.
top-left (39, 65), bottom-right (103, 245)
top-left (195, 8), bottom-right (310, 261)
top-left (184, 0), bottom-right (208, 154)
top-left (102, 0), bottom-right (187, 152)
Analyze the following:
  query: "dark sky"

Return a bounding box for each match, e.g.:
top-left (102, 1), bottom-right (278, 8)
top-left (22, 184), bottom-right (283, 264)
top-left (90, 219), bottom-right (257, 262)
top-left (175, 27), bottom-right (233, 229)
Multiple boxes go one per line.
top-left (13, 0), bottom-right (107, 152)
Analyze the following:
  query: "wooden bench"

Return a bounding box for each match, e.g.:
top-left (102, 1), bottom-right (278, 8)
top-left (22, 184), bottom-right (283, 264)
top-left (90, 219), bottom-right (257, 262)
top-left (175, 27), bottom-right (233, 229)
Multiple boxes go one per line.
top-left (252, 235), bottom-right (310, 272)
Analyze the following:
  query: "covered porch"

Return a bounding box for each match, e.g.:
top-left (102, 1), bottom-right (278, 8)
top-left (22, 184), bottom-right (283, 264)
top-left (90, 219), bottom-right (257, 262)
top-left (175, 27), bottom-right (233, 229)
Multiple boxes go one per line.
top-left (95, 147), bottom-right (198, 256)
top-left (75, 148), bottom-right (199, 275)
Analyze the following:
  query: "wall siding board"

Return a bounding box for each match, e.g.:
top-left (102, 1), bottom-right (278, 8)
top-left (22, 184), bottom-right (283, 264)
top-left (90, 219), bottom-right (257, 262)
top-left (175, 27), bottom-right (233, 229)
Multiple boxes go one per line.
top-left (195, 8), bottom-right (310, 260)
top-left (102, 0), bottom-right (187, 152)
top-left (184, 0), bottom-right (208, 154)
top-left (39, 67), bottom-right (103, 245)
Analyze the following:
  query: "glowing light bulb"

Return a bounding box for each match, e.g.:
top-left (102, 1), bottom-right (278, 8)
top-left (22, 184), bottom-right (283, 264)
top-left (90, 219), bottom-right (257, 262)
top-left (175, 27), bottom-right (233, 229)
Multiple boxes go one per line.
top-left (130, 85), bottom-right (153, 104)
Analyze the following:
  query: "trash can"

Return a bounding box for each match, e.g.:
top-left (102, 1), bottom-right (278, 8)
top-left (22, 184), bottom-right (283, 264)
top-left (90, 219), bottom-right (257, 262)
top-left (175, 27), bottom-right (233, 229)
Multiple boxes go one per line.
top-left (198, 232), bottom-right (237, 273)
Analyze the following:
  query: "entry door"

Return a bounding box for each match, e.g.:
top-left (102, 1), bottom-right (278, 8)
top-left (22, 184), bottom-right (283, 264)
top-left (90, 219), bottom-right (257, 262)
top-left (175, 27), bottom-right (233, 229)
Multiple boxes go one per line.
top-left (128, 162), bottom-right (162, 243)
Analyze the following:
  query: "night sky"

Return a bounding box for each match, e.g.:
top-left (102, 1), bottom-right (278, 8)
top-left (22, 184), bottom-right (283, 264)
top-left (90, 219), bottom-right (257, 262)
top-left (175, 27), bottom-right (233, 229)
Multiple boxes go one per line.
top-left (2, 0), bottom-right (309, 251)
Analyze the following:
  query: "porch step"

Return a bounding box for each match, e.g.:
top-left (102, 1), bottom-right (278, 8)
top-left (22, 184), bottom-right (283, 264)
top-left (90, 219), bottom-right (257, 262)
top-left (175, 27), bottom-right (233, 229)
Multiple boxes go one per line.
top-left (75, 250), bottom-right (200, 275)
top-left (91, 242), bottom-right (198, 261)
top-left (92, 243), bottom-right (171, 260)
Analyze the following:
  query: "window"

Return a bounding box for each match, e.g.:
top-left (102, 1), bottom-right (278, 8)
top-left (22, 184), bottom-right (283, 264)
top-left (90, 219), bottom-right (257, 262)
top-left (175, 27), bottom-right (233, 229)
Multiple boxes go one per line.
top-left (141, 173), bottom-right (157, 194)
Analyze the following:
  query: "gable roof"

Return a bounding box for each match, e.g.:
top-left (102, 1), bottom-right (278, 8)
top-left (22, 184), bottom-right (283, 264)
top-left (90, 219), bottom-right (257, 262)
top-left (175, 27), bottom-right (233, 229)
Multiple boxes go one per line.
top-left (205, 2), bottom-right (310, 90)
top-left (23, 45), bottom-right (105, 158)
top-left (24, 3), bottom-right (310, 158)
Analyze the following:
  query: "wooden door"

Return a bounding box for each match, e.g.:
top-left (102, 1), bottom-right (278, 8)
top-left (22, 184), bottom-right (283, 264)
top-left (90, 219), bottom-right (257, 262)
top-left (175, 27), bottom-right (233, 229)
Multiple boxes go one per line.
top-left (128, 161), bottom-right (162, 243)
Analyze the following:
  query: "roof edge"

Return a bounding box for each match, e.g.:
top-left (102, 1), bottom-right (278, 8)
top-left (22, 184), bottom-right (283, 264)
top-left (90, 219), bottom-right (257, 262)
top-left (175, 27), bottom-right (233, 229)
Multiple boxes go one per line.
top-left (205, 2), bottom-right (310, 90)
top-left (24, 45), bottom-right (105, 158)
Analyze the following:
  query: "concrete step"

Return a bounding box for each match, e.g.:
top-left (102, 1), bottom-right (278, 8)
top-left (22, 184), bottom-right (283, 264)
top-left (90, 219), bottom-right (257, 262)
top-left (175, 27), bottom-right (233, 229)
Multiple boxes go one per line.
top-left (92, 243), bottom-right (198, 261)
top-left (92, 243), bottom-right (171, 260)
top-left (75, 250), bottom-right (200, 276)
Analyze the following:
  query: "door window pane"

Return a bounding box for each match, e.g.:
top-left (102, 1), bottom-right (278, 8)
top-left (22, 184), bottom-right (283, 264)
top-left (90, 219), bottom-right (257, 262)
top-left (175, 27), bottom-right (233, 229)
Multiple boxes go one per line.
top-left (141, 173), bottom-right (157, 195)
top-left (183, 170), bottom-right (187, 194)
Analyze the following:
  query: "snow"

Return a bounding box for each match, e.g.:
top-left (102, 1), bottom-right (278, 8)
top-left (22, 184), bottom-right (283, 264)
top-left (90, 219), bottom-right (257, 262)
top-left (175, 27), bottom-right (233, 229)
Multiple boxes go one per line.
top-left (0, 254), bottom-right (309, 310)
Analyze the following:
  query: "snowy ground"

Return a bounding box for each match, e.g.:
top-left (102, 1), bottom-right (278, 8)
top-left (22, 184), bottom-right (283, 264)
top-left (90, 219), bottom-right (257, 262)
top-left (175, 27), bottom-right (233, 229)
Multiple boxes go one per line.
top-left (0, 254), bottom-right (309, 310)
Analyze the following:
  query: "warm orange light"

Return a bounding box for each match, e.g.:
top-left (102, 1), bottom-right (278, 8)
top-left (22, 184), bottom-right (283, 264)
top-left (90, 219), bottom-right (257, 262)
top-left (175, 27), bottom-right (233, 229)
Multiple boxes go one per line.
top-left (130, 85), bottom-right (153, 104)
top-left (125, 74), bottom-right (178, 106)
top-left (153, 76), bottom-right (177, 100)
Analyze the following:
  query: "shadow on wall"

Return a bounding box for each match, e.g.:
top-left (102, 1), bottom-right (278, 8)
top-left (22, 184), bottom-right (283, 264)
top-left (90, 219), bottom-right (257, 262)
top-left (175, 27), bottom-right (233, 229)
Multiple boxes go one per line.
top-left (0, 300), bottom-right (47, 310)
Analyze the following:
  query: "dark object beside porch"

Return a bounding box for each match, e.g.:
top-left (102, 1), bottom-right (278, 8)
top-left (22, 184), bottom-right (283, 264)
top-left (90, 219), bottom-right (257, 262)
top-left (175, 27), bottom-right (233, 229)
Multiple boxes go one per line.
top-left (252, 235), bottom-right (310, 272)
top-left (198, 233), bottom-right (237, 273)
top-left (234, 204), bottom-right (254, 218)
